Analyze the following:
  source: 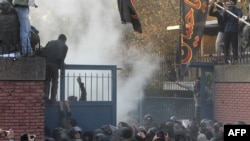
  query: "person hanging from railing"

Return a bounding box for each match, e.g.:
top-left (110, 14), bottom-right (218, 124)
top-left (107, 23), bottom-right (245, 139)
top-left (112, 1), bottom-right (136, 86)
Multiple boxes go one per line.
top-left (68, 76), bottom-right (87, 101)
top-left (77, 76), bottom-right (87, 101)
top-left (52, 101), bottom-right (84, 141)
top-left (176, 77), bottom-right (201, 124)
top-left (43, 34), bottom-right (68, 105)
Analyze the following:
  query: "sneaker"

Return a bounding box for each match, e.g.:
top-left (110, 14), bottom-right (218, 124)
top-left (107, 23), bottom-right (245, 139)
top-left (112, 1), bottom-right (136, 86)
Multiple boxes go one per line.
top-left (27, 52), bottom-right (35, 57)
top-left (49, 99), bottom-right (56, 105)
top-left (21, 53), bottom-right (28, 57)
top-left (232, 58), bottom-right (238, 64)
top-left (21, 52), bottom-right (35, 57)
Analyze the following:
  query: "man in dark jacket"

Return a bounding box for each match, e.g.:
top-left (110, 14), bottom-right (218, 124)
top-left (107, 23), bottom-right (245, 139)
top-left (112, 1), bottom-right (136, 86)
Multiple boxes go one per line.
top-left (176, 77), bottom-right (201, 123)
top-left (44, 34), bottom-right (68, 104)
top-left (209, 1), bottom-right (225, 59)
top-left (223, 0), bottom-right (243, 64)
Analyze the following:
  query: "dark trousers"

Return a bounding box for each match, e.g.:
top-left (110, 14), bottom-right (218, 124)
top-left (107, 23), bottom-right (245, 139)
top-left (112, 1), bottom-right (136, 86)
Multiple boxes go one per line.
top-left (79, 83), bottom-right (87, 101)
top-left (224, 31), bottom-right (238, 61)
top-left (44, 63), bottom-right (59, 101)
top-left (195, 106), bottom-right (200, 124)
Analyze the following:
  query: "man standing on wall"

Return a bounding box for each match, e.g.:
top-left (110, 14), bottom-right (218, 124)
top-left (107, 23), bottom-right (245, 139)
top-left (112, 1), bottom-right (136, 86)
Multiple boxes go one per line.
top-left (44, 34), bottom-right (68, 105)
top-left (13, 0), bottom-right (35, 57)
top-left (176, 77), bottom-right (201, 123)
top-left (209, 1), bottom-right (225, 60)
top-left (223, 0), bottom-right (243, 64)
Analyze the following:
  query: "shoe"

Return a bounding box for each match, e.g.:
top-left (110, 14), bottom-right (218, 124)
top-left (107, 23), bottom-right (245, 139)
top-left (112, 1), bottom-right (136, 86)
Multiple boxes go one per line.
top-left (225, 60), bottom-right (231, 64)
top-left (49, 99), bottom-right (56, 105)
top-left (44, 97), bottom-right (50, 106)
top-left (21, 53), bottom-right (28, 57)
top-left (21, 52), bottom-right (35, 57)
top-left (232, 58), bottom-right (238, 64)
top-left (27, 52), bottom-right (35, 57)
top-left (14, 52), bottom-right (21, 58)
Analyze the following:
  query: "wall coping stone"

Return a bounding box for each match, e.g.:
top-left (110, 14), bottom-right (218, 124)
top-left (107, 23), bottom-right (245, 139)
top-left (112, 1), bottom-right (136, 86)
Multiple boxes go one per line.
top-left (215, 64), bottom-right (250, 82)
top-left (0, 57), bottom-right (46, 80)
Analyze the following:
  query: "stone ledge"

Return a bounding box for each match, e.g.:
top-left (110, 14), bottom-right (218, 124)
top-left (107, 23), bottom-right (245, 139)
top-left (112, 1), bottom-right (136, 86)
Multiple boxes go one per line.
top-left (0, 57), bottom-right (46, 80)
top-left (215, 64), bottom-right (250, 82)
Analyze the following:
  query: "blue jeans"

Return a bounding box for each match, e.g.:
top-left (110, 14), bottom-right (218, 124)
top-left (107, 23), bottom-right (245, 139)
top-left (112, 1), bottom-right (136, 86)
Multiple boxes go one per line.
top-left (15, 7), bottom-right (33, 55)
top-left (215, 32), bottom-right (224, 57)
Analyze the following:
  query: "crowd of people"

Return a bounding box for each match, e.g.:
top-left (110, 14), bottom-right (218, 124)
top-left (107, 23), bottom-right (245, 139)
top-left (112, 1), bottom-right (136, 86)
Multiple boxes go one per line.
top-left (0, 128), bottom-right (37, 141)
top-left (1, 113), bottom-right (245, 141)
top-left (42, 101), bottom-right (243, 141)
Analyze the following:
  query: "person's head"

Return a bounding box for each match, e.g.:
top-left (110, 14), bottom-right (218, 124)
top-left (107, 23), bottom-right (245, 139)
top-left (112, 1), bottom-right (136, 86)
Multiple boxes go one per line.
top-left (101, 125), bottom-right (113, 136)
top-left (67, 117), bottom-right (78, 127)
top-left (143, 114), bottom-right (153, 124)
top-left (187, 121), bottom-right (199, 134)
top-left (194, 77), bottom-right (200, 84)
top-left (58, 34), bottom-right (67, 43)
top-left (231, 0), bottom-right (237, 5)
top-left (117, 121), bottom-right (129, 129)
top-left (119, 127), bottom-right (133, 139)
top-left (20, 133), bottom-right (36, 141)
top-left (216, 2), bottom-right (224, 10)
top-left (170, 116), bottom-right (178, 122)
top-left (45, 138), bottom-right (55, 141)
top-left (195, 77), bottom-right (200, 81)
top-left (226, 0), bottom-right (236, 8)
top-left (213, 121), bottom-right (223, 132)
top-left (69, 126), bottom-right (83, 139)
top-left (156, 130), bottom-right (168, 141)
top-left (235, 120), bottom-right (246, 125)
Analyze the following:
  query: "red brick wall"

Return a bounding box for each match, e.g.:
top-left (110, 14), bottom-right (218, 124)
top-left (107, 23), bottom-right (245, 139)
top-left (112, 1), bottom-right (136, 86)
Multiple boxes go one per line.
top-left (0, 81), bottom-right (45, 141)
top-left (214, 83), bottom-right (250, 124)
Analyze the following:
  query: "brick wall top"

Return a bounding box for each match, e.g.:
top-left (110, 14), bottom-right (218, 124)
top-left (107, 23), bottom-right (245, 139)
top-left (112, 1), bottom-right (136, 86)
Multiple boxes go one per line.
top-left (215, 64), bottom-right (250, 82)
top-left (0, 57), bottom-right (46, 141)
top-left (0, 57), bottom-right (46, 80)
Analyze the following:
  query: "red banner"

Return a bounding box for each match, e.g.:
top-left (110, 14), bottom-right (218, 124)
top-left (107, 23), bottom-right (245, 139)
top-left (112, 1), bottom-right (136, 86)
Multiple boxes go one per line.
top-left (180, 0), bottom-right (209, 64)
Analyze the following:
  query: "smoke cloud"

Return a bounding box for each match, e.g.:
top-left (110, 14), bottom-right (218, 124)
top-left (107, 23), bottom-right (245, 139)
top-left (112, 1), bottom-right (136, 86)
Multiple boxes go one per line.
top-left (31, 0), bottom-right (161, 124)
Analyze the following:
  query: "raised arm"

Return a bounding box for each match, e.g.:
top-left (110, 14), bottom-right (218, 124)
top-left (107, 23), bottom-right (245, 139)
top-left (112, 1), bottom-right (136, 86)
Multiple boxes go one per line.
top-left (176, 81), bottom-right (194, 91)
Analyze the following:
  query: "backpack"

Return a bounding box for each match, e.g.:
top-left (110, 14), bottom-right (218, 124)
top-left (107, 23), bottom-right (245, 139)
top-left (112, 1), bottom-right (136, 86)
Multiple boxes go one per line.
top-left (0, 1), bottom-right (20, 54)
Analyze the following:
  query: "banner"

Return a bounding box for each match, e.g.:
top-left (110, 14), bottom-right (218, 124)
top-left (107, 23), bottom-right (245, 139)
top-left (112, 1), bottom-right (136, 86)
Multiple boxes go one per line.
top-left (117, 0), bottom-right (142, 33)
top-left (179, 0), bottom-right (209, 64)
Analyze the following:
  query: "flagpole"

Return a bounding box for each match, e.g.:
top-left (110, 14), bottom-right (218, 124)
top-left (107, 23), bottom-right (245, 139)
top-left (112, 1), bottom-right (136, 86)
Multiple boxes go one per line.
top-left (214, 2), bottom-right (250, 26)
top-left (175, 0), bottom-right (182, 81)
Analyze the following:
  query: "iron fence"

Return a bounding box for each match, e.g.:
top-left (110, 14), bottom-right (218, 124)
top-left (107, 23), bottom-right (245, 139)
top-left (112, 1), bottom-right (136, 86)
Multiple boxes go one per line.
top-left (139, 97), bottom-right (195, 124)
top-left (57, 64), bottom-right (118, 102)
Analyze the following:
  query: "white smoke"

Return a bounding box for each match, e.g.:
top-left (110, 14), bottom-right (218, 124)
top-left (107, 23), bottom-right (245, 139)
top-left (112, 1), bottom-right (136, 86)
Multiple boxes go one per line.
top-left (31, 0), bottom-right (161, 124)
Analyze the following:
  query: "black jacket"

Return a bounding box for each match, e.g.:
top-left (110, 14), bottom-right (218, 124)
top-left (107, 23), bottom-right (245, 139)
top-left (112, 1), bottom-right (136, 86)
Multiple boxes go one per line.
top-left (44, 40), bottom-right (68, 68)
top-left (209, 5), bottom-right (225, 32)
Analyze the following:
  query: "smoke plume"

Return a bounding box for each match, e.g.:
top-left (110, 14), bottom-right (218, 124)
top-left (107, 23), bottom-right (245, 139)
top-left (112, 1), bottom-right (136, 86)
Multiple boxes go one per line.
top-left (31, 0), bottom-right (161, 124)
